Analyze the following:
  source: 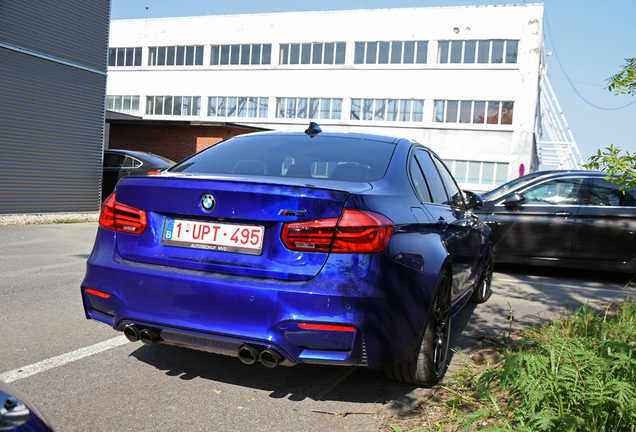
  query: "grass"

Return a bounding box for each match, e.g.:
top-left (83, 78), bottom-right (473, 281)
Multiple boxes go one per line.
top-left (380, 294), bottom-right (636, 432)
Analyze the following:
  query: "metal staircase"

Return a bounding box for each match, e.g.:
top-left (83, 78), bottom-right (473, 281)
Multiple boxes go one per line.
top-left (535, 63), bottom-right (585, 170)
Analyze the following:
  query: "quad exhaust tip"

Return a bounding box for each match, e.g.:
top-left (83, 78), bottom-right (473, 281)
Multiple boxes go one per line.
top-left (124, 325), bottom-right (162, 346)
top-left (238, 345), bottom-right (262, 365)
top-left (259, 348), bottom-right (284, 368)
top-left (139, 329), bottom-right (162, 346)
top-left (123, 324), bottom-right (140, 342)
top-left (238, 344), bottom-right (285, 368)
top-left (124, 327), bottom-right (289, 367)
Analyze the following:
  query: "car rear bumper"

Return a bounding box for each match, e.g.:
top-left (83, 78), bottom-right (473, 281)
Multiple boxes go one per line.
top-left (81, 229), bottom-right (437, 368)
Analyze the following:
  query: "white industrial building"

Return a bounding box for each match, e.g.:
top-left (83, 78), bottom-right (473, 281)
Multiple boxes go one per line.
top-left (107, 3), bottom-right (582, 192)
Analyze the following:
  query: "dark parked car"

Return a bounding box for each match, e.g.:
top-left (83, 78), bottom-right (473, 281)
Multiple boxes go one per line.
top-left (476, 170), bottom-right (636, 272)
top-left (82, 125), bottom-right (492, 386)
top-left (102, 150), bottom-right (175, 200)
top-left (0, 380), bottom-right (54, 431)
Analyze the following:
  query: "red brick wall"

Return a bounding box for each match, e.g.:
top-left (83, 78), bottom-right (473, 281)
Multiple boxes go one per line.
top-left (107, 124), bottom-right (254, 163)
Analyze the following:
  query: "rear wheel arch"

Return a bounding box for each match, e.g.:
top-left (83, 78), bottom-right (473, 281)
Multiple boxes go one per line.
top-left (384, 265), bottom-right (453, 386)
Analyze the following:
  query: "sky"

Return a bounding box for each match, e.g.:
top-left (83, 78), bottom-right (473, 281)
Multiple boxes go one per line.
top-left (110, 0), bottom-right (636, 164)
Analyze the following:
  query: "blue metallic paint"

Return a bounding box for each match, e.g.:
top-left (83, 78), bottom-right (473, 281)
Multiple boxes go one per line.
top-left (82, 134), bottom-right (491, 371)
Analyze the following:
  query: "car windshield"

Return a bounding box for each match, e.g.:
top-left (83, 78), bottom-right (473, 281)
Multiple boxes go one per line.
top-left (169, 134), bottom-right (397, 182)
top-left (482, 173), bottom-right (550, 201)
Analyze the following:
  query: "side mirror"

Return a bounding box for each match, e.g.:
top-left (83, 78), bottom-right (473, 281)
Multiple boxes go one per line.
top-left (463, 191), bottom-right (484, 210)
top-left (504, 192), bottom-right (525, 207)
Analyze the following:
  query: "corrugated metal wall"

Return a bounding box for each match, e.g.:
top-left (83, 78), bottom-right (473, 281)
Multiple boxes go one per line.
top-left (0, 0), bottom-right (110, 214)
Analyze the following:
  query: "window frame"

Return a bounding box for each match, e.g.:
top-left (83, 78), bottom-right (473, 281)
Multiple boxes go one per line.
top-left (354, 41), bottom-right (428, 65)
top-left (437, 40), bottom-right (519, 65)
top-left (148, 45), bottom-right (204, 66)
top-left (279, 42), bottom-right (346, 65)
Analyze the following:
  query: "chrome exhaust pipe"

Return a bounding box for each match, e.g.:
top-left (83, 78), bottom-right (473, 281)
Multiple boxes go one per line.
top-left (123, 324), bottom-right (140, 342)
top-left (259, 348), bottom-right (284, 368)
top-left (238, 345), bottom-right (262, 365)
top-left (139, 329), bottom-right (162, 346)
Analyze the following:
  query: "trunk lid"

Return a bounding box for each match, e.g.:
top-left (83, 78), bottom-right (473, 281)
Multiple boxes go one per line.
top-left (113, 174), bottom-right (368, 281)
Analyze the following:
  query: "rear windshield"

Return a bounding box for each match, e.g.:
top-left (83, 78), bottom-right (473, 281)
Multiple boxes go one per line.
top-left (144, 153), bottom-right (176, 166)
top-left (169, 134), bottom-right (396, 182)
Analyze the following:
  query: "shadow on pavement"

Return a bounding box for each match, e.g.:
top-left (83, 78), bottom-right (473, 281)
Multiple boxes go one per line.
top-left (129, 343), bottom-right (420, 405)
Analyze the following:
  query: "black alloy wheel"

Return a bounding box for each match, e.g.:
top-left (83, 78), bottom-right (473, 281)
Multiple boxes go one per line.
top-left (470, 246), bottom-right (493, 304)
top-left (384, 269), bottom-right (452, 386)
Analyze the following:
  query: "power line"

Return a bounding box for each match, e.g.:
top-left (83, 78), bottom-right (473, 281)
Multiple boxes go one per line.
top-left (544, 12), bottom-right (636, 111)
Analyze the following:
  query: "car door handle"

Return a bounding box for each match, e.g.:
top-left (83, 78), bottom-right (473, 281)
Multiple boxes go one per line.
top-left (554, 211), bottom-right (572, 217)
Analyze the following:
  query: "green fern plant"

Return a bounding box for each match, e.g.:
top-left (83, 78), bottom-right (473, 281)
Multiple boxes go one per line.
top-left (473, 302), bottom-right (636, 432)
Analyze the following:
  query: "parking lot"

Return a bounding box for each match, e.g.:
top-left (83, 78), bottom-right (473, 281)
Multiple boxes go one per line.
top-left (1, 222), bottom-right (633, 432)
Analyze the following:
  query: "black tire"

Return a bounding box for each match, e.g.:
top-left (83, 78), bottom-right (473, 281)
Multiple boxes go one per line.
top-left (384, 269), bottom-right (452, 386)
top-left (470, 246), bottom-right (493, 304)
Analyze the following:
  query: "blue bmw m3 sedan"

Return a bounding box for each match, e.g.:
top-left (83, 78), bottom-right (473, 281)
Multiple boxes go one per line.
top-left (82, 124), bottom-right (492, 386)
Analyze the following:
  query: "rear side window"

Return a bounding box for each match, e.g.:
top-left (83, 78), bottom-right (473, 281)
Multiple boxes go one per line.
top-left (123, 156), bottom-right (142, 168)
top-left (413, 150), bottom-right (448, 204)
top-left (409, 153), bottom-right (432, 203)
top-left (433, 156), bottom-right (466, 210)
top-left (104, 153), bottom-right (125, 168)
top-left (170, 134), bottom-right (396, 182)
top-left (587, 178), bottom-right (636, 206)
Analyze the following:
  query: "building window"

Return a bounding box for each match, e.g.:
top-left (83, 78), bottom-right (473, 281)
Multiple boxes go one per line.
top-left (279, 42), bottom-right (346, 65)
top-left (444, 160), bottom-right (509, 186)
top-left (108, 47), bottom-right (142, 67)
top-left (146, 96), bottom-right (201, 116)
top-left (106, 95), bottom-right (140, 115)
top-left (434, 100), bottom-right (514, 125)
top-left (208, 97), bottom-right (268, 118)
top-left (276, 98), bottom-right (342, 120)
top-left (437, 40), bottom-right (518, 64)
top-left (148, 46), bottom-right (204, 66)
top-left (351, 99), bottom-right (425, 122)
top-left (210, 44), bottom-right (272, 66)
top-left (354, 41), bottom-right (428, 65)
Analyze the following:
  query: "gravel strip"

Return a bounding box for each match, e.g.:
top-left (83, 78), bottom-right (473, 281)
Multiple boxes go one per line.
top-left (0, 213), bottom-right (100, 226)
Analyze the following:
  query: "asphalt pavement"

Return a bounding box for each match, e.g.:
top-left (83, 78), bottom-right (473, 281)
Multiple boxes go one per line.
top-left (0, 223), bottom-right (633, 431)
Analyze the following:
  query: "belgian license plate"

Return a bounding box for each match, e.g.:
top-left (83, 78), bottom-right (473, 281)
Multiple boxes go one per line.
top-left (162, 219), bottom-right (264, 255)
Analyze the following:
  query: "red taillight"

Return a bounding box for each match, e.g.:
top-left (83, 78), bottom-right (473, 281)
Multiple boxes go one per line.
top-left (85, 287), bottom-right (111, 299)
top-left (281, 208), bottom-right (393, 254)
top-left (147, 170), bottom-right (162, 175)
top-left (99, 193), bottom-right (147, 235)
top-left (281, 217), bottom-right (338, 252)
top-left (332, 209), bottom-right (394, 253)
top-left (298, 323), bottom-right (356, 332)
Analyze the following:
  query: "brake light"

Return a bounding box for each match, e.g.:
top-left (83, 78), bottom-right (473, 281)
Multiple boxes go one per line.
top-left (99, 193), bottom-right (147, 235)
top-left (147, 170), bottom-right (162, 175)
top-left (281, 208), bottom-right (393, 254)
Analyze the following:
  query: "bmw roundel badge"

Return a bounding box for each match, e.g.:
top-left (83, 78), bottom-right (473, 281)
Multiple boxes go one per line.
top-left (201, 194), bottom-right (215, 211)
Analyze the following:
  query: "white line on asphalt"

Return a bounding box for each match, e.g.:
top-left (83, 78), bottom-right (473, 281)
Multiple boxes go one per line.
top-left (0, 336), bottom-right (128, 384)
top-left (496, 278), bottom-right (630, 292)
